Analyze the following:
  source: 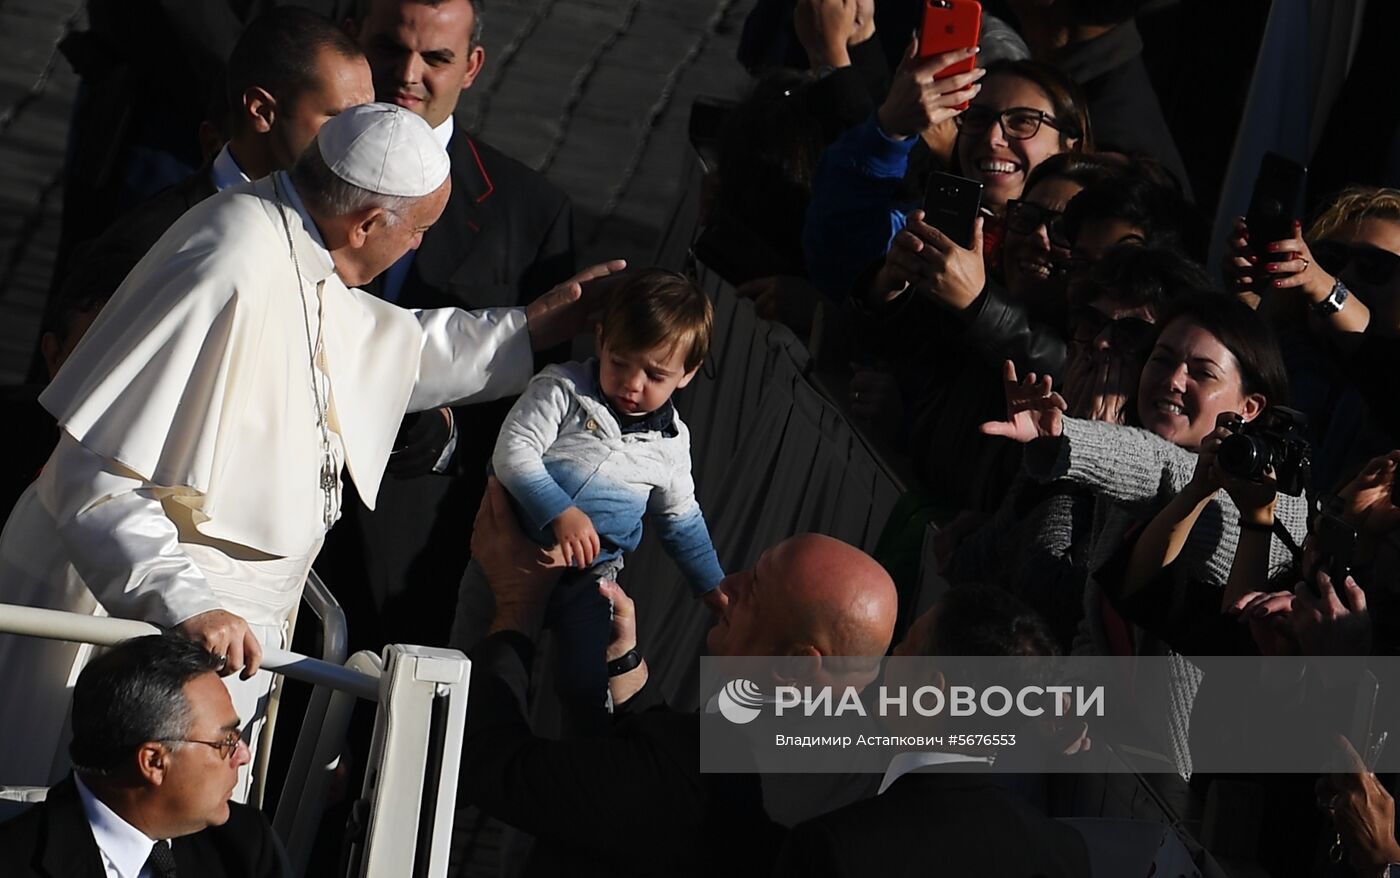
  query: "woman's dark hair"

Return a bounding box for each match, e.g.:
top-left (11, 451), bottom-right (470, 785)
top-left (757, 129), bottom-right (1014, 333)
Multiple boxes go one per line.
top-left (69, 634), bottom-right (223, 776)
top-left (1153, 291), bottom-right (1291, 408)
top-left (1021, 152), bottom-right (1121, 199)
top-left (923, 583), bottom-right (1060, 658)
top-left (1069, 243), bottom-right (1212, 312)
top-left (975, 60), bottom-right (1095, 153)
top-left (1062, 172), bottom-right (1208, 261)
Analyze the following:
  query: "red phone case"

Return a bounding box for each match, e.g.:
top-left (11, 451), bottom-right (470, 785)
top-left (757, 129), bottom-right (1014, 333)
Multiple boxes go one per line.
top-left (918, 0), bottom-right (983, 110)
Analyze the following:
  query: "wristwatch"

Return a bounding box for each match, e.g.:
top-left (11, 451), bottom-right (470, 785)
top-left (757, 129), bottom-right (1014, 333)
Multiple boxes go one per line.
top-left (1313, 277), bottom-right (1351, 315)
top-left (607, 648), bottom-right (643, 677)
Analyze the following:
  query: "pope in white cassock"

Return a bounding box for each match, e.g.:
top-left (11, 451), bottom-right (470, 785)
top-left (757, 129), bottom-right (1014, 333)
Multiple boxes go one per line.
top-left (0, 103), bottom-right (621, 797)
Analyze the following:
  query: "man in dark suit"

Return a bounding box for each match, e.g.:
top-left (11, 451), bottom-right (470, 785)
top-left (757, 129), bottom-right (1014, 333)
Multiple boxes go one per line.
top-left (456, 479), bottom-right (900, 876)
top-left (33, 7), bottom-right (375, 381)
top-left (772, 584), bottom-right (1091, 878)
top-left (328, 0), bottom-right (576, 650)
top-left (0, 633), bottom-right (286, 877)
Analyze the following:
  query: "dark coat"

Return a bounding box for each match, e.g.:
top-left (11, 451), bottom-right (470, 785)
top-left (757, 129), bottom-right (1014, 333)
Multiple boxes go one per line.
top-left (318, 130), bottom-right (575, 651)
top-left (460, 632), bottom-right (781, 878)
top-left (0, 776), bottom-right (286, 877)
top-left (773, 770), bottom-right (1091, 878)
top-left (1056, 21), bottom-right (1193, 199)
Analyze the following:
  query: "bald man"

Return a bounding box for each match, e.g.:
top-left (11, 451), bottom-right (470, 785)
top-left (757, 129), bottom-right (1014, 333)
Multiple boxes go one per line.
top-left (774, 585), bottom-right (1091, 878)
top-left (456, 479), bottom-right (897, 877)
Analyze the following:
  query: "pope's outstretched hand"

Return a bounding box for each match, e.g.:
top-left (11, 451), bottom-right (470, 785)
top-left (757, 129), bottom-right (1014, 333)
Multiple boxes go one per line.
top-left (526, 260), bottom-right (628, 351)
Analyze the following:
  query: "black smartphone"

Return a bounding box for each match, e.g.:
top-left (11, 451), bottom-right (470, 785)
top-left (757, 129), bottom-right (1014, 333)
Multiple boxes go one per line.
top-left (923, 172), bottom-right (984, 249)
top-left (688, 96), bottom-right (735, 173)
top-left (1312, 505), bottom-right (1357, 592)
top-left (1245, 151), bottom-right (1307, 263)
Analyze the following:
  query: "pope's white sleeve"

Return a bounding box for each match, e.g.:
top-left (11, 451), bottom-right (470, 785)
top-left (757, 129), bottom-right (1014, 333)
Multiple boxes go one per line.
top-left (38, 432), bottom-right (223, 628)
top-left (407, 307), bottom-right (535, 411)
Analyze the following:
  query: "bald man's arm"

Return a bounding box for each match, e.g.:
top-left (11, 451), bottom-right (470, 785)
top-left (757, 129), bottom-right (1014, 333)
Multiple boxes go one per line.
top-left (461, 631), bottom-right (706, 853)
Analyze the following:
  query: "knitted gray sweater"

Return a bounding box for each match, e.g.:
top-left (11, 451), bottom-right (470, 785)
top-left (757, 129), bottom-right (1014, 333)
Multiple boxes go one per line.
top-left (1022, 417), bottom-right (1310, 776)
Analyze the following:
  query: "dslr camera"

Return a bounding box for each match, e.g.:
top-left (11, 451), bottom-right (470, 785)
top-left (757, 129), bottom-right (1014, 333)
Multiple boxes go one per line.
top-left (1217, 406), bottom-right (1312, 496)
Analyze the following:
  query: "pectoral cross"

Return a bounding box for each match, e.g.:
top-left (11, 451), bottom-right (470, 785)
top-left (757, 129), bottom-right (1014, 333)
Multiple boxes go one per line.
top-left (320, 456), bottom-right (338, 529)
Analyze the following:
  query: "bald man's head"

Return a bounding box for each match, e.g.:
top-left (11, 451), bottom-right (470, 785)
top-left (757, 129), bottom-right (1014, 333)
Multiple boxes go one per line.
top-left (706, 534), bottom-right (898, 685)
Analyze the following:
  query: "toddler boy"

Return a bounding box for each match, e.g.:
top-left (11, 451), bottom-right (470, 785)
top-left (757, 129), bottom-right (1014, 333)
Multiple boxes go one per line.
top-left (451, 269), bottom-right (724, 731)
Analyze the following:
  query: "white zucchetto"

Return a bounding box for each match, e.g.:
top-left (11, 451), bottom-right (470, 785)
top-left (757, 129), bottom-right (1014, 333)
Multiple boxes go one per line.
top-left (316, 103), bottom-right (450, 197)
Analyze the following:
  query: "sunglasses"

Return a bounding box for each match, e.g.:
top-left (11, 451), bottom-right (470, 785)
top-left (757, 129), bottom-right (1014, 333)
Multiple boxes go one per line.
top-left (1068, 307), bottom-right (1157, 355)
top-left (1005, 199), bottom-right (1072, 248)
top-left (1312, 240), bottom-right (1400, 288)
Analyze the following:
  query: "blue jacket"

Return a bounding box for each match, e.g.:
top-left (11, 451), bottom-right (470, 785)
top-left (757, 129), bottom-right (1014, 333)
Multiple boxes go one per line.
top-left (803, 111), bottom-right (919, 298)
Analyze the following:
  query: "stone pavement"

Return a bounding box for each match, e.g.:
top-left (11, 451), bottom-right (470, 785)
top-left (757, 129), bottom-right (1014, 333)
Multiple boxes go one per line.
top-left (0, 0), bottom-right (756, 384)
top-left (0, 0), bottom-right (82, 384)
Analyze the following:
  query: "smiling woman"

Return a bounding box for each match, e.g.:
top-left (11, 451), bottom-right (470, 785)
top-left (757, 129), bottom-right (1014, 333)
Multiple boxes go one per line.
top-left (978, 291), bottom-right (1306, 664)
top-left (998, 152), bottom-right (1120, 310)
top-left (1135, 293), bottom-right (1290, 450)
top-left (953, 60), bottom-right (1093, 214)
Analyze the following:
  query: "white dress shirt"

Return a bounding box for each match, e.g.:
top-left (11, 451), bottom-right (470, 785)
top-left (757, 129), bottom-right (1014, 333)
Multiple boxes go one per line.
top-left (209, 143), bottom-right (252, 192)
top-left (74, 774), bottom-right (168, 878)
top-left (877, 751), bottom-right (995, 795)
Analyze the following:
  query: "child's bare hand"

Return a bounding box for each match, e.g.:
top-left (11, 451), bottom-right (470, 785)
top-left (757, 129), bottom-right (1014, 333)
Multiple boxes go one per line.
top-left (553, 506), bottom-right (600, 568)
top-left (700, 587), bottom-right (728, 617)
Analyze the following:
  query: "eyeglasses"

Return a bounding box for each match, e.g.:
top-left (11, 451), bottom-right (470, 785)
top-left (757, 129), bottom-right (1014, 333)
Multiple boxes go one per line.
top-left (1311, 240), bottom-right (1400, 288)
top-left (954, 106), bottom-right (1062, 140)
top-left (1005, 199), bottom-right (1072, 248)
top-left (1068, 307), bottom-right (1157, 355)
top-left (165, 731), bottom-right (243, 761)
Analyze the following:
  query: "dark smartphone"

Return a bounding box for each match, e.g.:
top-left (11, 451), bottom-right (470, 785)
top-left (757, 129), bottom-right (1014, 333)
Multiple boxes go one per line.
top-left (1245, 151), bottom-right (1307, 263)
top-left (1312, 505), bottom-right (1357, 593)
top-left (923, 172), bottom-right (984, 249)
top-left (918, 0), bottom-right (983, 110)
top-left (688, 96), bottom-right (735, 173)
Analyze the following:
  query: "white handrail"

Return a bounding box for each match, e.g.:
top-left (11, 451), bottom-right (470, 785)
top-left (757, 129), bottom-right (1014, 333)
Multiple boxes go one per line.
top-left (0, 603), bottom-right (380, 702)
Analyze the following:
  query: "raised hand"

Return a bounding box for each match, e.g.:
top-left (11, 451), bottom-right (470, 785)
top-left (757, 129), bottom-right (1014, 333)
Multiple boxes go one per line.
top-left (1318, 735), bottom-right (1400, 872)
top-left (794, 0), bottom-right (859, 69)
top-left (1293, 571), bottom-right (1372, 656)
top-left (526, 260), bottom-right (628, 351)
top-left (979, 360), bottom-right (1066, 443)
top-left (1228, 590), bottom-right (1297, 656)
top-left (877, 42), bottom-right (984, 140)
top-left (1338, 451), bottom-right (1400, 537)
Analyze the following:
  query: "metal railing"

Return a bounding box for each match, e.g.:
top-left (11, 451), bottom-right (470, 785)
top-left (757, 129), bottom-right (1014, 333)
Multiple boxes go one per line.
top-left (0, 603), bottom-right (378, 701)
top-left (0, 600), bottom-right (470, 878)
top-left (0, 600), bottom-right (379, 875)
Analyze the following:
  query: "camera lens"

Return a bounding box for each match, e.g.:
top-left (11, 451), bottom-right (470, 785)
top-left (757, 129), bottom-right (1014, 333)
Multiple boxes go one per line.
top-left (1218, 434), bottom-right (1270, 479)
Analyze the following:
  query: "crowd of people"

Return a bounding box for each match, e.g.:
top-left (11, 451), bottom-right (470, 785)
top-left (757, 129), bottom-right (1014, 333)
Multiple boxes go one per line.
top-left (0, 0), bottom-right (1399, 876)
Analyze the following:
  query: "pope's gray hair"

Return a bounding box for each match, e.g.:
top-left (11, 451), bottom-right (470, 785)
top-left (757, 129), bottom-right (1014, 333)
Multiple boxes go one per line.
top-left (290, 142), bottom-right (419, 225)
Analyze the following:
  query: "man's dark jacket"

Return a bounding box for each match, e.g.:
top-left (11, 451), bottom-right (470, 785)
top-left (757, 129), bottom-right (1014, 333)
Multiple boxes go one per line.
top-left (321, 131), bottom-right (575, 650)
top-left (0, 775), bottom-right (285, 877)
top-left (773, 770), bottom-right (1090, 877)
top-left (460, 632), bottom-right (781, 877)
top-left (1057, 20), bottom-right (1193, 199)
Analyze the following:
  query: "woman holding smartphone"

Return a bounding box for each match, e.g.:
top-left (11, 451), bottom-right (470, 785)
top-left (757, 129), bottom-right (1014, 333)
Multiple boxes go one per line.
top-left (804, 54), bottom-right (1092, 299)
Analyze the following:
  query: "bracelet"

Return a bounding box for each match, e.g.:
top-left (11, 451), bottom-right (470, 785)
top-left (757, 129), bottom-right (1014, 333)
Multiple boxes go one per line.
top-left (1238, 518), bottom-right (1275, 534)
top-left (607, 648), bottom-right (643, 677)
